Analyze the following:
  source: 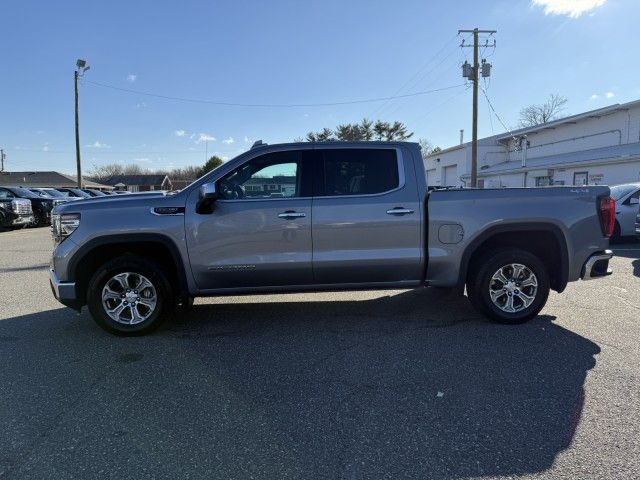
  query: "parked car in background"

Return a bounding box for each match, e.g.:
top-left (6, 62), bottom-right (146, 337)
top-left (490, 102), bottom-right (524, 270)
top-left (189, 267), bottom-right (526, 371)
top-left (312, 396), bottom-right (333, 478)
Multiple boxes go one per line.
top-left (0, 197), bottom-right (34, 229)
top-left (0, 186), bottom-right (54, 227)
top-left (55, 188), bottom-right (92, 199)
top-left (26, 188), bottom-right (78, 208)
top-left (49, 141), bottom-right (615, 335)
top-left (81, 189), bottom-right (108, 197)
top-left (610, 183), bottom-right (640, 241)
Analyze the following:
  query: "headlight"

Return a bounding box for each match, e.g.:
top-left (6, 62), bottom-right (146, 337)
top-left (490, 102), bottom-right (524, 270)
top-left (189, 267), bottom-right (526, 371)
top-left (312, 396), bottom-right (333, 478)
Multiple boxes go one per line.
top-left (52, 213), bottom-right (80, 244)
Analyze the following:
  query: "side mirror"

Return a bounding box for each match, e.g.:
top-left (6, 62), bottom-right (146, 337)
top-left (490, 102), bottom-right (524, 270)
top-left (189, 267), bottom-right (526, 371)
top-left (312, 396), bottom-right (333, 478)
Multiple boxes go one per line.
top-left (200, 182), bottom-right (218, 200)
top-left (197, 182), bottom-right (218, 214)
top-left (629, 197), bottom-right (639, 205)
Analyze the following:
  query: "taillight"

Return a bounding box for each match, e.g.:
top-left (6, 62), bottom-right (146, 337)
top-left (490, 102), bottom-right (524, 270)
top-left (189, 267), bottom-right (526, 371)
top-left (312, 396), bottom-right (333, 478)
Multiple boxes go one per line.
top-left (598, 196), bottom-right (616, 238)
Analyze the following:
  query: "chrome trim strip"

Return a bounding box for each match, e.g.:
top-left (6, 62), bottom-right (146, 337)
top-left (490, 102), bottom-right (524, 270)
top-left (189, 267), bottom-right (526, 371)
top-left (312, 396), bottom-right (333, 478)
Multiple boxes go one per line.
top-left (278, 212), bottom-right (306, 219)
top-left (149, 207), bottom-right (185, 216)
top-left (386, 208), bottom-right (414, 215)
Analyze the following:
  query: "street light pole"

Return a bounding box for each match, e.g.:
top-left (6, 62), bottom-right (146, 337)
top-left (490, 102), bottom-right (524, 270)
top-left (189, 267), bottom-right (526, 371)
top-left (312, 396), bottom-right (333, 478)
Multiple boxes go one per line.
top-left (74, 70), bottom-right (81, 188)
top-left (74, 59), bottom-right (89, 188)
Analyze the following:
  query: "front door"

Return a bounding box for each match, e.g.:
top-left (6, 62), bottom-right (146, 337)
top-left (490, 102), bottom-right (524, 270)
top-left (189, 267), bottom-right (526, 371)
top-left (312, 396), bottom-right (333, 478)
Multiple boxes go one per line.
top-left (186, 149), bottom-right (313, 290)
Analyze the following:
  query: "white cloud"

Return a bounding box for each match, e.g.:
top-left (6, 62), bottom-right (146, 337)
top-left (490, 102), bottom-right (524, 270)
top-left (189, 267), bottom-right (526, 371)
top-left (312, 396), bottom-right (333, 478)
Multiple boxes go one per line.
top-left (605, 91), bottom-right (615, 99)
top-left (86, 141), bottom-right (110, 148)
top-left (222, 137), bottom-right (234, 145)
top-left (42, 143), bottom-right (49, 152)
top-left (126, 74), bottom-right (137, 83)
top-left (135, 102), bottom-right (147, 109)
top-left (174, 129), bottom-right (186, 137)
top-left (134, 157), bottom-right (151, 163)
top-left (532, 0), bottom-right (606, 18)
top-left (189, 133), bottom-right (196, 140)
top-left (589, 94), bottom-right (600, 100)
top-left (196, 133), bottom-right (216, 144)
top-left (244, 136), bottom-right (251, 143)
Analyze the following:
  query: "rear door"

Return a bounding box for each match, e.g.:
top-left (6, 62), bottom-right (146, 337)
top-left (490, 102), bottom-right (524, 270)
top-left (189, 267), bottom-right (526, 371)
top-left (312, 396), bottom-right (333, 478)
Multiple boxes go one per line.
top-left (311, 146), bottom-right (423, 285)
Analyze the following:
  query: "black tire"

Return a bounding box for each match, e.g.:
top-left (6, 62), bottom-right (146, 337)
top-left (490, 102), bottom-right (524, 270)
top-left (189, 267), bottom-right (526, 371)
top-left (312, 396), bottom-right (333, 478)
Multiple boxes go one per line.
top-left (86, 256), bottom-right (173, 335)
top-left (467, 248), bottom-right (550, 325)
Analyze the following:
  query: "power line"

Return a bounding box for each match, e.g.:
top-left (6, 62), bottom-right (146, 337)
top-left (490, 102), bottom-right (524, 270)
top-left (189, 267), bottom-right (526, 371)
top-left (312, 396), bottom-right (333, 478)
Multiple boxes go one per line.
top-left (383, 61), bottom-right (464, 119)
top-left (368, 33), bottom-right (461, 117)
top-left (82, 79), bottom-right (467, 108)
top-left (8, 148), bottom-right (217, 154)
top-left (480, 85), bottom-right (518, 142)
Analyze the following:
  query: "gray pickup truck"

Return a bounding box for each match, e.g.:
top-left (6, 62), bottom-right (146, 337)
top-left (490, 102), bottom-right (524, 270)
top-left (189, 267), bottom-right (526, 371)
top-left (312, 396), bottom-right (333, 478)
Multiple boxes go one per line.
top-left (49, 141), bottom-right (615, 335)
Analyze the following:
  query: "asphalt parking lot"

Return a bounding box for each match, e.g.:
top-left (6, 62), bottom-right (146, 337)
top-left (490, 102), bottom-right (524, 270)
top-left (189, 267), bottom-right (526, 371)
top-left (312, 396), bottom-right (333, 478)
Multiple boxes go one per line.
top-left (0, 228), bottom-right (639, 479)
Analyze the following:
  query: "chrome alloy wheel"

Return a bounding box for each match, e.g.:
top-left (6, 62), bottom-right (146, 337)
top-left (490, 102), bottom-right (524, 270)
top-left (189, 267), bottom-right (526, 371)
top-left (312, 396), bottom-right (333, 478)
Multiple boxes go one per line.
top-left (488, 263), bottom-right (538, 313)
top-left (101, 272), bottom-right (158, 325)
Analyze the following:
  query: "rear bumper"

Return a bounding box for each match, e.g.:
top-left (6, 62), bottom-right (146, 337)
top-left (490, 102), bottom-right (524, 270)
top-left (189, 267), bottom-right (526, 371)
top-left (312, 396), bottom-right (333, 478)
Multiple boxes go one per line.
top-left (49, 268), bottom-right (80, 310)
top-left (581, 250), bottom-right (613, 280)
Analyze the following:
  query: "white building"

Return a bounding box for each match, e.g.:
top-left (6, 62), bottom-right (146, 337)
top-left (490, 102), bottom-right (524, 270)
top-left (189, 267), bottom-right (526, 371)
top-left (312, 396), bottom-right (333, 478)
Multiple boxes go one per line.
top-left (424, 99), bottom-right (640, 188)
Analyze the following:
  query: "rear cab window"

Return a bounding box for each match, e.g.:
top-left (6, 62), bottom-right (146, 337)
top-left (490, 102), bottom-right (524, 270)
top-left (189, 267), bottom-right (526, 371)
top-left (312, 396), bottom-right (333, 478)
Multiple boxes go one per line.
top-left (317, 148), bottom-right (400, 196)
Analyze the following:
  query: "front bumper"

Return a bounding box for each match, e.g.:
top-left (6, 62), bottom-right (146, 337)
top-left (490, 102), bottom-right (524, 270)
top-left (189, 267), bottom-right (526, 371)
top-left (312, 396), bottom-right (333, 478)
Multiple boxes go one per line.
top-left (581, 250), bottom-right (613, 280)
top-left (12, 215), bottom-right (35, 226)
top-left (49, 268), bottom-right (80, 310)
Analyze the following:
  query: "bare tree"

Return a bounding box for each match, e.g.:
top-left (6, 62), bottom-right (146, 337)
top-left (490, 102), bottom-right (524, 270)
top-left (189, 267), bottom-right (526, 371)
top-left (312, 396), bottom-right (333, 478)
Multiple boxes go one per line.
top-left (518, 94), bottom-right (568, 128)
top-left (418, 138), bottom-right (440, 161)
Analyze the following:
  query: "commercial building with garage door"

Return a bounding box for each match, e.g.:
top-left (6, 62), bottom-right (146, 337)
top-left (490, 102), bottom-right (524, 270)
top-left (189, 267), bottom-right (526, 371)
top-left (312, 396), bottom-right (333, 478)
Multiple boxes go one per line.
top-left (423, 99), bottom-right (640, 188)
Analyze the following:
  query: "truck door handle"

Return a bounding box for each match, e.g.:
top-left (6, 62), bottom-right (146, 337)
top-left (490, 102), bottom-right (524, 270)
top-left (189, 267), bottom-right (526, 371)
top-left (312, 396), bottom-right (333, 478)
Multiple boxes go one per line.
top-left (386, 208), bottom-right (414, 216)
top-left (278, 211), bottom-right (306, 219)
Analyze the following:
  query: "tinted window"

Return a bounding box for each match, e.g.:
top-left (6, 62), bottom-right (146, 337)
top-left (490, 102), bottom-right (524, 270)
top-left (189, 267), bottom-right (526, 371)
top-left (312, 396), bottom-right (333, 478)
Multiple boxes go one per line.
top-left (10, 187), bottom-right (39, 199)
top-left (218, 151), bottom-right (302, 200)
top-left (321, 149), bottom-right (399, 196)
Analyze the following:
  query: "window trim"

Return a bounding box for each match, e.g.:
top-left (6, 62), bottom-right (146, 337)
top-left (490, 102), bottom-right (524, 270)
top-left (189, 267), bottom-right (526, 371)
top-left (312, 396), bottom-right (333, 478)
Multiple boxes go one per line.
top-left (315, 147), bottom-right (405, 199)
top-left (573, 171), bottom-right (589, 186)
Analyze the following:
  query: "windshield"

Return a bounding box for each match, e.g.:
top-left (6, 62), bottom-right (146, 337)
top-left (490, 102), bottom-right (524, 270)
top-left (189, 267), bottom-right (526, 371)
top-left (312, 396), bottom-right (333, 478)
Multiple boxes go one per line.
top-left (41, 189), bottom-right (65, 198)
top-left (11, 187), bottom-right (40, 199)
top-left (60, 188), bottom-right (90, 198)
top-left (610, 184), bottom-right (638, 201)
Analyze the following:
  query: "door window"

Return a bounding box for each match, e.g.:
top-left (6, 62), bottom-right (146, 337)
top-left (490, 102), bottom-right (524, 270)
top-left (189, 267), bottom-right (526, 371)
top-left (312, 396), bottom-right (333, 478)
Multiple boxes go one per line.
top-left (218, 151), bottom-right (303, 200)
top-left (623, 189), bottom-right (640, 205)
top-left (320, 149), bottom-right (399, 196)
top-left (0, 189), bottom-right (14, 199)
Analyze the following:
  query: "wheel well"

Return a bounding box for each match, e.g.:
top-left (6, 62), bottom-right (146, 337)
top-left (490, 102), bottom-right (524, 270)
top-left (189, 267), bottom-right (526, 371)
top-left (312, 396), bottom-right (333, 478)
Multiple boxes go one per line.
top-left (465, 230), bottom-right (566, 292)
top-left (73, 241), bottom-right (185, 306)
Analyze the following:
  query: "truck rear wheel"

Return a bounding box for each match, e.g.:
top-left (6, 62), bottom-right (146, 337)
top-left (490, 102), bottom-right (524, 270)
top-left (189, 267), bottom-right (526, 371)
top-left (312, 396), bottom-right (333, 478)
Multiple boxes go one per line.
top-left (86, 256), bottom-right (173, 335)
top-left (467, 248), bottom-right (550, 324)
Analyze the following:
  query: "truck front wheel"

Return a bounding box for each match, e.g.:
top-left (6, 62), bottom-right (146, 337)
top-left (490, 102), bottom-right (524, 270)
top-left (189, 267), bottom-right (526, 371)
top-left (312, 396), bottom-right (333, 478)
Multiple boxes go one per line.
top-left (86, 256), bottom-right (173, 335)
top-left (467, 248), bottom-right (550, 324)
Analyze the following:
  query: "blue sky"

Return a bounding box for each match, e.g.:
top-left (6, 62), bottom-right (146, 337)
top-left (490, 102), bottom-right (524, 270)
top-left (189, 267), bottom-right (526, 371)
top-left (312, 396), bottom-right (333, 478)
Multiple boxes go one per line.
top-left (0, 0), bottom-right (638, 174)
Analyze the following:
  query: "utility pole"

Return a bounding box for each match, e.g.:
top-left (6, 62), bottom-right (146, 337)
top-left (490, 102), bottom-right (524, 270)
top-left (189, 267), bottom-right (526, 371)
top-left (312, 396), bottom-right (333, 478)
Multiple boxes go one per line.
top-left (0, 149), bottom-right (5, 172)
top-left (74, 59), bottom-right (90, 188)
top-left (459, 28), bottom-right (496, 187)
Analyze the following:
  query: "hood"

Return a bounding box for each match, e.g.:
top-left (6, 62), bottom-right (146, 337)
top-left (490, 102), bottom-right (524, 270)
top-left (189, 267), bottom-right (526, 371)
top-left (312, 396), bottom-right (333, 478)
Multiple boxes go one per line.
top-left (53, 190), bottom-right (168, 214)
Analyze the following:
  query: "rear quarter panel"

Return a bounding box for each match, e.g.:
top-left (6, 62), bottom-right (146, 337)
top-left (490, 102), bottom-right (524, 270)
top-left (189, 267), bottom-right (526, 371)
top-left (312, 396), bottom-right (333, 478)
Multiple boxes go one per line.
top-left (426, 186), bottom-right (610, 287)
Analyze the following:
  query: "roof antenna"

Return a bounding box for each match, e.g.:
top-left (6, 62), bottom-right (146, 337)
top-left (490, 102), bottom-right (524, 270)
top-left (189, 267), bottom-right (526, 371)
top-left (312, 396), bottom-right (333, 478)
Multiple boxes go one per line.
top-left (251, 140), bottom-right (267, 149)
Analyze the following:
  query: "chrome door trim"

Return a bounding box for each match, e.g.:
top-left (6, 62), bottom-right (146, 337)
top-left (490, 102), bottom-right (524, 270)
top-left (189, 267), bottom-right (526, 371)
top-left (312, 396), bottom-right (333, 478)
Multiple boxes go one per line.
top-left (386, 208), bottom-right (414, 215)
top-left (278, 212), bottom-right (306, 219)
